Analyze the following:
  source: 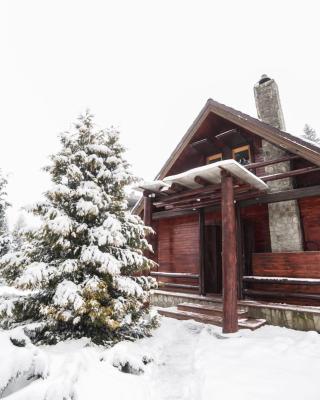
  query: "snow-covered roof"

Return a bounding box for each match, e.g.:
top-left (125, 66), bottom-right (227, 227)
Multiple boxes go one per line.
top-left (132, 98), bottom-right (320, 214)
top-left (140, 159), bottom-right (268, 193)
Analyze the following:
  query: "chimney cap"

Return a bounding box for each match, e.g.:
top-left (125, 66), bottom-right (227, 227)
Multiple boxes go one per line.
top-left (258, 74), bottom-right (272, 85)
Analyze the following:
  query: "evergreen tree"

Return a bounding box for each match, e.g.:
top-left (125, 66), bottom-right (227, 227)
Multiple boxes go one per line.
top-left (11, 213), bottom-right (27, 251)
top-left (302, 124), bottom-right (320, 144)
top-left (0, 170), bottom-right (11, 257)
top-left (0, 111), bottom-right (157, 344)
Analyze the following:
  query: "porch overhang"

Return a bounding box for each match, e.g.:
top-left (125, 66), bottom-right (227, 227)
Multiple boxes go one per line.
top-left (162, 159), bottom-right (267, 191)
top-left (136, 159), bottom-right (268, 194)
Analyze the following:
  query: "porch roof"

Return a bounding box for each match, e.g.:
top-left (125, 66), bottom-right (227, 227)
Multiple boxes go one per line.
top-left (137, 159), bottom-right (268, 193)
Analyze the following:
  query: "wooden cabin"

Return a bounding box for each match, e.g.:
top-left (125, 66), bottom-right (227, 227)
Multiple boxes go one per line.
top-left (133, 75), bottom-right (320, 332)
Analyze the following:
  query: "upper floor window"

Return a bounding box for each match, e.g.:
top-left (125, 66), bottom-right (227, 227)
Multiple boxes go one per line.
top-left (232, 145), bottom-right (251, 165)
top-left (206, 145), bottom-right (252, 166)
top-left (207, 153), bottom-right (222, 164)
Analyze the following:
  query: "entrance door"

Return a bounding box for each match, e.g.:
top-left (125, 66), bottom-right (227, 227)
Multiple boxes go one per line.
top-left (204, 225), bottom-right (222, 294)
top-left (242, 220), bottom-right (255, 276)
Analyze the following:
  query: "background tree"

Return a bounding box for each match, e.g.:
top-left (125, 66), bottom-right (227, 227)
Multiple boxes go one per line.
top-left (0, 111), bottom-right (157, 344)
top-left (0, 170), bottom-right (11, 257)
top-left (302, 124), bottom-right (320, 144)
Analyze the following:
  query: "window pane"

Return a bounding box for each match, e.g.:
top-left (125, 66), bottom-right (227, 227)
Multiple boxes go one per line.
top-left (207, 154), bottom-right (222, 164)
top-left (234, 149), bottom-right (250, 165)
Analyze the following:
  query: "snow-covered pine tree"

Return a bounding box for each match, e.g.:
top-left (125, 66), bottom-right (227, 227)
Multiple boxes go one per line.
top-left (0, 170), bottom-right (11, 257)
top-left (302, 124), bottom-right (320, 144)
top-left (0, 111), bottom-right (157, 344)
top-left (11, 213), bottom-right (27, 251)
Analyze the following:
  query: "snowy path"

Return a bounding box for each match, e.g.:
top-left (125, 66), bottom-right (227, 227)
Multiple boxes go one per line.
top-left (1, 317), bottom-right (320, 400)
top-left (147, 322), bottom-right (202, 400)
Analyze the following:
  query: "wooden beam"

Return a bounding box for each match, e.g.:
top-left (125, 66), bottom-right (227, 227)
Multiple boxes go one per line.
top-left (221, 170), bottom-right (238, 333)
top-left (159, 282), bottom-right (199, 290)
top-left (215, 128), bottom-right (239, 141)
top-left (219, 166), bottom-right (245, 186)
top-left (151, 272), bottom-right (199, 279)
top-left (243, 276), bottom-right (320, 285)
top-left (152, 209), bottom-right (198, 220)
top-left (261, 166), bottom-right (320, 182)
top-left (194, 175), bottom-right (211, 187)
top-left (170, 182), bottom-right (190, 192)
top-left (152, 184), bottom-right (320, 219)
top-left (239, 185), bottom-right (320, 207)
top-left (143, 196), bottom-right (152, 226)
top-left (190, 138), bottom-right (217, 156)
top-left (245, 154), bottom-right (300, 170)
top-left (154, 184), bottom-right (253, 208)
top-left (199, 208), bottom-right (205, 296)
top-left (163, 187), bottom-right (259, 211)
top-left (153, 183), bottom-right (222, 205)
top-left (154, 188), bottom-right (261, 215)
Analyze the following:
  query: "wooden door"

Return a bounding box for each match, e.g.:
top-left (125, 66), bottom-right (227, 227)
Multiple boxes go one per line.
top-left (204, 225), bottom-right (222, 294)
top-left (242, 220), bottom-right (255, 276)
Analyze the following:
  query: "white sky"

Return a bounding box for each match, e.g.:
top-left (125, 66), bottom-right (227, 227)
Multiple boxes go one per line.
top-left (1, 0), bottom-right (320, 226)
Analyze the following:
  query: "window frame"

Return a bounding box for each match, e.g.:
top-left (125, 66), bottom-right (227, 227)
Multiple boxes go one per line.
top-left (232, 144), bottom-right (251, 164)
top-left (206, 152), bottom-right (223, 164)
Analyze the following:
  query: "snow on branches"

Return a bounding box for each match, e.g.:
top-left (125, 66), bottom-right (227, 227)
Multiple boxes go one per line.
top-left (0, 170), bottom-right (11, 257)
top-left (0, 111), bottom-right (157, 345)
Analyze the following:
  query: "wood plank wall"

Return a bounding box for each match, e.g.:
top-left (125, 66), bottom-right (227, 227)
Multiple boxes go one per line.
top-left (157, 214), bottom-right (199, 288)
top-left (252, 252), bottom-right (320, 278)
top-left (205, 204), bottom-right (271, 253)
top-left (251, 252), bottom-right (320, 305)
top-left (299, 196), bottom-right (320, 251)
top-left (241, 204), bottom-right (271, 252)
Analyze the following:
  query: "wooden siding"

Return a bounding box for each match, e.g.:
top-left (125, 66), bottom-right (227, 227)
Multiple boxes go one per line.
top-left (299, 196), bottom-right (320, 251)
top-left (241, 204), bottom-right (271, 253)
top-left (249, 252), bottom-right (320, 305)
top-left (204, 204), bottom-right (270, 253)
top-left (252, 252), bottom-right (320, 278)
top-left (157, 214), bottom-right (199, 288)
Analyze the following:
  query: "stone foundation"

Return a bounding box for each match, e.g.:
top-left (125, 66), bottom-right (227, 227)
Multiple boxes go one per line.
top-left (151, 290), bottom-right (320, 332)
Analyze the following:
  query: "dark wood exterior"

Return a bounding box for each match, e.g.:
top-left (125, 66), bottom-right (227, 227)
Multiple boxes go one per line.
top-left (136, 99), bottom-right (320, 320)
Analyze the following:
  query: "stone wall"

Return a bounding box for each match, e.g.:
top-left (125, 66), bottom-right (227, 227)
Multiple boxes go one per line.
top-left (254, 75), bottom-right (303, 252)
top-left (151, 290), bottom-right (320, 332)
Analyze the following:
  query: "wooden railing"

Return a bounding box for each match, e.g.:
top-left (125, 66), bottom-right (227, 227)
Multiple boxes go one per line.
top-left (151, 271), bottom-right (200, 291)
top-left (243, 276), bottom-right (320, 285)
top-left (243, 275), bottom-right (320, 302)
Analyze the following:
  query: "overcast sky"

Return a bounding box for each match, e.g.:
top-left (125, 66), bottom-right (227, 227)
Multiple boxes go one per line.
top-left (1, 0), bottom-right (320, 226)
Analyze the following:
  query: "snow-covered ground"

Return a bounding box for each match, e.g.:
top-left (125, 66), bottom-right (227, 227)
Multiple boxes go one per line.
top-left (1, 316), bottom-right (320, 400)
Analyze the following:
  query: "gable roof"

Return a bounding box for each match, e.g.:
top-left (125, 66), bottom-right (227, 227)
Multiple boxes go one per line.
top-left (133, 98), bottom-right (320, 214)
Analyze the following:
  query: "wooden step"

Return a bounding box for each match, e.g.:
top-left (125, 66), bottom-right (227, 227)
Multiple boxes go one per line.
top-left (157, 307), bottom-right (266, 331)
top-left (177, 302), bottom-right (248, 318)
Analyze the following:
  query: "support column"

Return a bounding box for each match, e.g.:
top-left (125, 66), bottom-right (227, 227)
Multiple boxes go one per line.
top-left (199, 208), bottom-right (205, 296)
top-left (143, 194), bottom-right (152, 226)
top-left (143, 194), bottom-right (155, 264)
top-left (221, 170), bottom-right (238, 333)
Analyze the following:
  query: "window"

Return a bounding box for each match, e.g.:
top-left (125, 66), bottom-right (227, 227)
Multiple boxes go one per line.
top-left (232, 145), bottom-right (251, 165)
top-left (207, 153), bottom-right (222, 164)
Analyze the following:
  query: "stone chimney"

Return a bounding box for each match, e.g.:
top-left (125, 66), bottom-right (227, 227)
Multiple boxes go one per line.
top-left (254, 75), bottom-right (303, 252)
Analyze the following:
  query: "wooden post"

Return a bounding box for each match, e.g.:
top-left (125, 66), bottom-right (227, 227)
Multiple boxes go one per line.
top-left (143, 194), bottom-right (156, 272)
top-left (143, 194), bottom-right (152, 226)
top-left (199, 208), bottom-right (205, 296)
top-left (221, 170), bottom-right (238, 333)
top-left (236, 205), bottom-right (244, 300)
